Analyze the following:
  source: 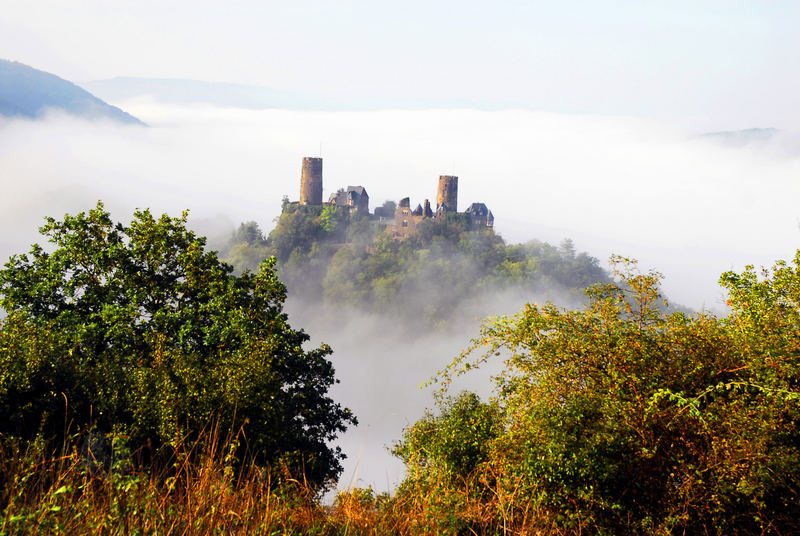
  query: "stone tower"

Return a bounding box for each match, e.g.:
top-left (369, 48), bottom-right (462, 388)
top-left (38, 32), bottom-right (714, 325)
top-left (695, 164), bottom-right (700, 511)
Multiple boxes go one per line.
top-left (299, 157), bottom-right (323, 205)
top-left (436, 175), bottom-right (458, 213)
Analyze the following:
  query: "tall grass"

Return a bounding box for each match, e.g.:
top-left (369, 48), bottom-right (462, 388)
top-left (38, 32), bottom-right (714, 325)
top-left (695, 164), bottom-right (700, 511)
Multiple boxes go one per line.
top-left (1, 424), bottom-right (565, 535)
top-left (1, 422), bottom-right (334, 535)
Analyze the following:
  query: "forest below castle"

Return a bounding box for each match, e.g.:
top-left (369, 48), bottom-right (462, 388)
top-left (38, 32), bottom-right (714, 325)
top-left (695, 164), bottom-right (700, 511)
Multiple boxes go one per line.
top-left (221, 200), bottom-right (610, 329)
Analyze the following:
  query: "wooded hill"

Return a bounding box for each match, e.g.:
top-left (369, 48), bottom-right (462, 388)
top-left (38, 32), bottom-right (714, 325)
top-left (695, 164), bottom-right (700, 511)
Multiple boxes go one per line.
top-left (221, 201), bottom-right (610, 328)
top-left (0, 59), bottom-right (144, 124)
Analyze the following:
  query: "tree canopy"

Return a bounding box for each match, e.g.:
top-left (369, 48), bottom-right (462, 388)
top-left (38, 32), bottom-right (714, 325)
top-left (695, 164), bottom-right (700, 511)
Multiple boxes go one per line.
top-left (395, 256), bottom-right (800, 534)
top-left (222, 205), bottom-right (610, 329)
top-left (0, 203), bottom-right (355, 485)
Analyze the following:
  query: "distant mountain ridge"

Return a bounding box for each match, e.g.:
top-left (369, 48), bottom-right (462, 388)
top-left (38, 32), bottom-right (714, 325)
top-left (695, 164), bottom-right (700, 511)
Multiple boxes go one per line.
top-left (700, 127), bottom-right (778, 145)
top-left (0, 60), bottom-right (144, 125)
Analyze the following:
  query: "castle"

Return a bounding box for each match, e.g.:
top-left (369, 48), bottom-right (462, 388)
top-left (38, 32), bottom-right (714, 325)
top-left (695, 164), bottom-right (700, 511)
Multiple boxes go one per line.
top-left (296, 156), bottom-right (494, 240)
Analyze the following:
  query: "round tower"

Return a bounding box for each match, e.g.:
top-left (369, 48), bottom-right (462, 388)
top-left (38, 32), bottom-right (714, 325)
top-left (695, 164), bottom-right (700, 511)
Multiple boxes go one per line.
top-left (436, 175), bottom-right (458, 213)
top-left (300, 157), bottom-right (323, 205)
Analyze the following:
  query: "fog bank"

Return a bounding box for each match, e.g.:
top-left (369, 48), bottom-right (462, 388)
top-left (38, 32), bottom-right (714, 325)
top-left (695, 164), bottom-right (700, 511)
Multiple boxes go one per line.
top-left (3, 102), bottom-right (798, 311)
top-left (3, 102), bottom-right (800, 491)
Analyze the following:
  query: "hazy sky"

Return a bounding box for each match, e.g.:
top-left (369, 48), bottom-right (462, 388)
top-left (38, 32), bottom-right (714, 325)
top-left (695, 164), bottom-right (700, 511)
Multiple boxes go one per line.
top-left (3, 1), bottom-right (800, 127)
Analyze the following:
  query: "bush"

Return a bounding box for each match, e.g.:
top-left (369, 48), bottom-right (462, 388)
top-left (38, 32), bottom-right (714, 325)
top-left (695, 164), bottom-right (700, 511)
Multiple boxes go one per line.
top-left (0, 203), bottom-right (355, 486)
top-left (417, 255), bottom-right (800, 534)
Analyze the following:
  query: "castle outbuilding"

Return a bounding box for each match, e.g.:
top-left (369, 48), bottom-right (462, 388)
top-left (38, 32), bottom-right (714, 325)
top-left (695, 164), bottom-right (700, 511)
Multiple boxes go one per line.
top-left (465, 203), bottom-right (494, 228)
top-left (329, 186), bottom-right (369, 214)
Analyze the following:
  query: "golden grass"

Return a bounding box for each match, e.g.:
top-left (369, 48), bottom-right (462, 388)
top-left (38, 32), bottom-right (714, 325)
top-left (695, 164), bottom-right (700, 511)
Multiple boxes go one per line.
top-left (1, 427), bottom-right (563, 536)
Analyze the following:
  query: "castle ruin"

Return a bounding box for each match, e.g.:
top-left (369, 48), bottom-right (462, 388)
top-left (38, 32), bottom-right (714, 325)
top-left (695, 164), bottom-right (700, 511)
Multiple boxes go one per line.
top-left (299, 157), bottom-right (323, 205)
top-left (436, 175), bottom-right (458, 213)
top-left (387, 174), bottom-right (493, 240)
top-left (290, 156), bottom-right (492, 240)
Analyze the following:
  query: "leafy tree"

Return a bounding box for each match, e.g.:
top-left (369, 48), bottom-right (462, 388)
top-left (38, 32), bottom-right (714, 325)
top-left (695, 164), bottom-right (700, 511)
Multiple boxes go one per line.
top-left (232, 221), bottom-right (268, 247)
top-left (224, 221), bottom-right (271, 273)
top-left (0, 202), bottom-right (355, 485)
top-left (393, 392), bottom-right (502, 483)
top-left (380, 200), bottom-right (397, 214)
top-left (418, 256), bottom-right (800, 534)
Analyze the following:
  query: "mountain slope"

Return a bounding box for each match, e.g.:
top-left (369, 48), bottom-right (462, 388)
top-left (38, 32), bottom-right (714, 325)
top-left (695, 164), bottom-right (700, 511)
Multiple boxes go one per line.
top-left (0, 60), bottom-right (144, 125)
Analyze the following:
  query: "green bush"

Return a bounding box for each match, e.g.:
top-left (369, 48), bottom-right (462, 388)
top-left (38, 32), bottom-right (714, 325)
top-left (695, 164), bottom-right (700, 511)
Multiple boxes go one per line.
top-left (417, 255), bottom-right (800, 534)
top-left (0, 203), bottom-right (355, 486)
top-left (393, 392), bottom-right (502, 484)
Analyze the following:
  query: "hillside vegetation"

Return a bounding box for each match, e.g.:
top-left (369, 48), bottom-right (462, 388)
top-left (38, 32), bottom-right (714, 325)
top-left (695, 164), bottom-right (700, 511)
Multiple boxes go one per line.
top-left (223, 202), bottom-right (610, 329)
top-left (2, 204), bottom-right (799, 534)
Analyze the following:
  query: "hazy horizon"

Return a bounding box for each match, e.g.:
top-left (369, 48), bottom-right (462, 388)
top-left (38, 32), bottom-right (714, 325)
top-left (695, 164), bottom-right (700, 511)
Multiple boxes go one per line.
top-left (4, 100), bottom-right (799, 310)
top-left (3, 2), bottom-right (800, 127)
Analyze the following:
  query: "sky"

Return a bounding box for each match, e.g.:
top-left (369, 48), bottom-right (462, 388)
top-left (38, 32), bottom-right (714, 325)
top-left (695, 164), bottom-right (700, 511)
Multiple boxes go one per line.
top-left (3, 1), bottom-right (800, 494)
top-left (2, 1), bottom-right (800, 126)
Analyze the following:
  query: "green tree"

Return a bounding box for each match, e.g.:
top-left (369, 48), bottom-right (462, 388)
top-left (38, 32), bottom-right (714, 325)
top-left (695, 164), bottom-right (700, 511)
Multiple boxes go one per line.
top-left (0, 202), bottom-right (356, 486)
top-left (394, 392), bottom-right (502, 484)
top-left (232, 220), bottom-right (268, 246)
top-left (419, 256), bottom-right (800, 534)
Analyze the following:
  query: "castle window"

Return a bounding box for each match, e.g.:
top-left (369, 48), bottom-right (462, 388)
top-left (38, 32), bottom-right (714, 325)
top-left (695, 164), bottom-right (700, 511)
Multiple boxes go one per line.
top-left (402, 220), bottom-right (408, 227)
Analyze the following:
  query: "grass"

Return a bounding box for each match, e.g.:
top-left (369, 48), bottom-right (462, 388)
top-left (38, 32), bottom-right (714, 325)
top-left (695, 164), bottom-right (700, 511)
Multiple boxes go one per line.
top-left (0, 423), bottom-right (363, 535)
top-left (0, 423), bottom-right (569, 535)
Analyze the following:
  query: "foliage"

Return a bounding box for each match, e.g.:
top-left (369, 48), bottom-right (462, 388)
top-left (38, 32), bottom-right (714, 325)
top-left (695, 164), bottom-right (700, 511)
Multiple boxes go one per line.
top-left (393, 392), bottom-right (502, 484)
top-left (232, 221), bottom-right (268, 247)
top-left (400, 255), bottom-right (800, 534)
top-left (0, 203), bottom-right (355, 486)
top-left (223, 205), bottom-right (609, 329)
top-left (0, 425), bottom-right (423, 536)
top-left (225, 221), bottom-right (271, 274)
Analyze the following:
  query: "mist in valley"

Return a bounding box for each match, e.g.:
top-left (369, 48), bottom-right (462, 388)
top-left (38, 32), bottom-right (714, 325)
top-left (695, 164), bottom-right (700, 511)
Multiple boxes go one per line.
top-left (3, 101), bottom-right (800, 492)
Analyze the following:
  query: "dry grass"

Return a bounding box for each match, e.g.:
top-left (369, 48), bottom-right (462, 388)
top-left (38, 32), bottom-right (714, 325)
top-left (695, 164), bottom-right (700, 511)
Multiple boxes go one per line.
top-left (0, 424), bottom-right (331, 535)
top-left (1, 427), bottom-right (567, 536)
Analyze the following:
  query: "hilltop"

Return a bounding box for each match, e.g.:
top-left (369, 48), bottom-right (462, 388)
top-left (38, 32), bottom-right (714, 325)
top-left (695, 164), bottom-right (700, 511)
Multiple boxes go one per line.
top-left (0, 60), bottom-right (144, 125)
top-left (221, 157), bottom-right (610, 330)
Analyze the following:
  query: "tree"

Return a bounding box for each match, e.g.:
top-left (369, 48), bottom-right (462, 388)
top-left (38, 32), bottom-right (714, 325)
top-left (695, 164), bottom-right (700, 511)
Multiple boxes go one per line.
top-left (0, 202), bottom-right (356, 486)
top-left (393, 391), bottom-right (502, 484)
top-left (232, 220), bottom-right (268, 247)
top-left (417, 256), bottom-right (800, 534)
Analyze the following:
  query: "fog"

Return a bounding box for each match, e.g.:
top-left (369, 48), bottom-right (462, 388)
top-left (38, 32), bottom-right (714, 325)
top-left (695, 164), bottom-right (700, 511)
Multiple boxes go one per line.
top-left (2, 102), bottom-right (800, 492)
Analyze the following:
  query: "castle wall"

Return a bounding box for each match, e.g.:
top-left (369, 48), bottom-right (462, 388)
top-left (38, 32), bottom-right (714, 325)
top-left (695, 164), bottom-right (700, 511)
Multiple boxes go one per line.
top-left (388, 203), bottom-right (421, 240)
top-left (436, 175), bottom-right (458, 213)
top-left (300, 157), bottom-right (323, 205)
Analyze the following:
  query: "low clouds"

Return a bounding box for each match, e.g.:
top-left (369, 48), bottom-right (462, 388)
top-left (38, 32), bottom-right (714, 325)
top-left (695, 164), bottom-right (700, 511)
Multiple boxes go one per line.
top-left (3, 102), bottom-right (799, 309)
top-left (3, 103), bottom-right (800, 492)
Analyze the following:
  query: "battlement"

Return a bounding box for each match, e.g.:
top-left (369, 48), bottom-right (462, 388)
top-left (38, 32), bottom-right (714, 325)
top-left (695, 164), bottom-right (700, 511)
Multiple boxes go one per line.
top-left (291, 158), bottom-right (491, 241)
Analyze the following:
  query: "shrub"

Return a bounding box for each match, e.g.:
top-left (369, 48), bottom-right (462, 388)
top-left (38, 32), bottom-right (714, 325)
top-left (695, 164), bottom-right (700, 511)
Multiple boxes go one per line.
top-left (0, 203), bottom-right (355, 486)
